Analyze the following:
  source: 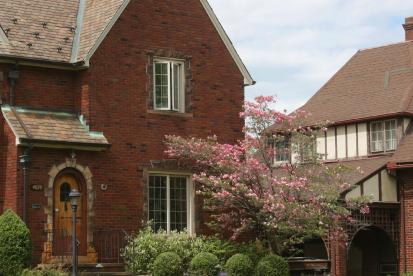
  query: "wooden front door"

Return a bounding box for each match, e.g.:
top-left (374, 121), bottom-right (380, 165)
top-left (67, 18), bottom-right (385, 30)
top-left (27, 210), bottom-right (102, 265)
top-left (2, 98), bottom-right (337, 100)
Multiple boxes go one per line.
top-left (53, 174), bottom-right (86, 256)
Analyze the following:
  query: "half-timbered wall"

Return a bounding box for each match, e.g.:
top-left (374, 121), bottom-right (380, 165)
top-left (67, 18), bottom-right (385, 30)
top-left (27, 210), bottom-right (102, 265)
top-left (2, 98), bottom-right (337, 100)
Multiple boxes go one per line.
top-left (345, 169), bottom-right (398, 203)
top-left (316, 118), bottom-right (410, 161)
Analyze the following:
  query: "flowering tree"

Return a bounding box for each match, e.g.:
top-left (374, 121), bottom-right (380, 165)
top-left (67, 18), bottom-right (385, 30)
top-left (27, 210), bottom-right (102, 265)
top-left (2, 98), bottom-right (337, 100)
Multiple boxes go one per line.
top-left (165, 96), bottom-right (369, 254)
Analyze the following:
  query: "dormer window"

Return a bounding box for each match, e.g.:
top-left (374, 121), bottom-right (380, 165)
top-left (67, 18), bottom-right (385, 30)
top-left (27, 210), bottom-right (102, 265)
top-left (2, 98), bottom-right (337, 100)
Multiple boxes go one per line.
top-left (153, 58), bottom-right (185, 112)
top-left (370, 119), bottom-right (397, 153)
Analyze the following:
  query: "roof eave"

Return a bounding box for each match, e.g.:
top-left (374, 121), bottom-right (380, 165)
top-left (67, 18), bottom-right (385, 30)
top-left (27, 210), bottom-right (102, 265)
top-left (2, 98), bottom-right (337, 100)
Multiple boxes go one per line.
top-left (19, 137), bottom-right (111, 152)
top-left (0, 55), bottom-right (88, 70)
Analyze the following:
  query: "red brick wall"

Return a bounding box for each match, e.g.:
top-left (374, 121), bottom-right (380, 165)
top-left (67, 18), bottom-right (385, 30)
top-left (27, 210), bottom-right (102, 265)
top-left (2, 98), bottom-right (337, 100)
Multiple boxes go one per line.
top-left (399, 170), bottom-right (413, 273)
top-left (13, 67), bottom-right (77, 111)
top-left (1, 123), bottom-right (20, 214)
top-left (0, 0), bottom-right (245, 265)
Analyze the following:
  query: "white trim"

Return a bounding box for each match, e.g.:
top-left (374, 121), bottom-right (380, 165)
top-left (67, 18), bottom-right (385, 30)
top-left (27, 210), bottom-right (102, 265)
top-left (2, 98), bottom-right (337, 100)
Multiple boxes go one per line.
top-left (84, 0), bottom-right (130, 63)
top-left (153, 58), bottom-right (185, 112)
top-left (71, 0), bottom-right (87, 63)
top-left (199, 0), bottom-right (254, 86)
top-left (147, 173), bottom-right (195, 235)
top-left (0, 26), bottom-right (9, 44)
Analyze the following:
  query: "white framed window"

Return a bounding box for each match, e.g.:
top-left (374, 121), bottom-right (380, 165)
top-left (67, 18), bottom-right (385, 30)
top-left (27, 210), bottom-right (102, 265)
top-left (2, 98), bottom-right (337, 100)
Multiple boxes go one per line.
top-left (153, 59), bottom-right (185, 112)
top-left (148, 174), bottom-right (194, 234)
top-left (274, 136), bottom-right (290, 163)
top-left (370, 119), bottom-right (397, 153)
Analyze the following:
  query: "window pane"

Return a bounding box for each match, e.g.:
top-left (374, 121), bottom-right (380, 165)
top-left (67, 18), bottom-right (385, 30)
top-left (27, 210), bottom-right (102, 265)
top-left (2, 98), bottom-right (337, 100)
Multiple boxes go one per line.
top-left (148, 176), bottom-right (167, 232)
top-left (385, 120), bottom-right (397, 151)
top-left (154, 62), bottom-right (169, 109)
top-left (275, 137), bottom-right (290, 162)
top-left (370, 122), bottom-right (384, 152)
top-left (169, 176), bottom-right (187, 232)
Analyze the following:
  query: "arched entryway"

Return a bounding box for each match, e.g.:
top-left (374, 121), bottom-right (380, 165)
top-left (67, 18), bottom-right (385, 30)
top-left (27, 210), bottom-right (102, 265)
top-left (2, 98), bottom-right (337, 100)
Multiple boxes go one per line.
top-left (347, 226), bottom-right (397, 276)
top-left (52, 170), bottom-right (87, 256)
top-left (42, 157), bottom-right (97, 264)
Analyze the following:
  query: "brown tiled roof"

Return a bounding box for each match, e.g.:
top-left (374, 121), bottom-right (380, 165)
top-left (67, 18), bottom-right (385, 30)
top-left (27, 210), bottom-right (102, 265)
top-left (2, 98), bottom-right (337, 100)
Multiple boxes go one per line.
top-left (326, 156), bottom-right (390, 185)
top-left (0, 0), bottom-right (127, 63)
top-left (300, 41), bottom-right (413, 125)
top-left (1, 106), bottom-right (109, 148)
top-left (389, 133), bottom-right (413, 164)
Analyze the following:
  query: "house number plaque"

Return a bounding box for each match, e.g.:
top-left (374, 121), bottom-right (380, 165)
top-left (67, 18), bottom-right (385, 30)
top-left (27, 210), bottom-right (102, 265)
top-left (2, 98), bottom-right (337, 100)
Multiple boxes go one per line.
top-left (31, 185), bottom-right (43, 191)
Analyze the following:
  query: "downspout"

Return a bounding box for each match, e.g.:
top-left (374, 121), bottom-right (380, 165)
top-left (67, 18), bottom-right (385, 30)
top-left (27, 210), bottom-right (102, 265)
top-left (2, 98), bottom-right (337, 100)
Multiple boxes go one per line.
top-left (19, 148), bottom-right (30, 224)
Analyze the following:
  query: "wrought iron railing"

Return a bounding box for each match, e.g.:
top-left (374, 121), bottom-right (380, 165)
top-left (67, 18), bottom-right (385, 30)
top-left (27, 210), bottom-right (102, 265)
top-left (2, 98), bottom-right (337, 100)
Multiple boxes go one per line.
top-left (47, 228), bottom-right (128, 263)
top-left (93, 229), bottom-right (128, 263)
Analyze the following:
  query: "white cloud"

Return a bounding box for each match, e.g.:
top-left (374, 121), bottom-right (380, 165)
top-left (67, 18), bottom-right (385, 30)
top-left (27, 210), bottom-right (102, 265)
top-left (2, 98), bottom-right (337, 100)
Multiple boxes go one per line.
top-left (208, 0), bottom-right (413, 111)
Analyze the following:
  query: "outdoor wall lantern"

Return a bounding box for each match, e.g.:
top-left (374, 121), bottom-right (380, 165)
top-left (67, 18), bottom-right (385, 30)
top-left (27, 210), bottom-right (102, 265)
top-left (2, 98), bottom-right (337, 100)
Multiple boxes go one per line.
top-left (69, 189), bottom-right (81, 276)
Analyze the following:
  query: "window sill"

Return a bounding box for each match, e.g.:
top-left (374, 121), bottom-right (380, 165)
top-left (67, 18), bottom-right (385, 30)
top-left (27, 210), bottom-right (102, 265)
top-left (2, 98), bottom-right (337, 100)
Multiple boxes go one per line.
top-left (147, 110), bottom-right (194, 118)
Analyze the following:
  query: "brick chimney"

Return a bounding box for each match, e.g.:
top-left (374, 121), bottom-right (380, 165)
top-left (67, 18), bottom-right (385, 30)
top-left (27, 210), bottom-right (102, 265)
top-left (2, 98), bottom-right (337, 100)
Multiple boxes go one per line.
top-left (403, 17), bottom-right (413, 41)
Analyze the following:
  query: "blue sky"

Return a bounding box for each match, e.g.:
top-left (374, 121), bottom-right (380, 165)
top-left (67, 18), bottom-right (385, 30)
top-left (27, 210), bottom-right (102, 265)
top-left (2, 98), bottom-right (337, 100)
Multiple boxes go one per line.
top-left (208, 0), bottom-right (413, 112)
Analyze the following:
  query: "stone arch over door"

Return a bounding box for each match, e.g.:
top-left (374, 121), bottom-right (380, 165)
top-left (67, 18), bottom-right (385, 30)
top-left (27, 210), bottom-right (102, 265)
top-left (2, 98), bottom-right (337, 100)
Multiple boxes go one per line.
top-left (42, 157), bottom-right (97, 264)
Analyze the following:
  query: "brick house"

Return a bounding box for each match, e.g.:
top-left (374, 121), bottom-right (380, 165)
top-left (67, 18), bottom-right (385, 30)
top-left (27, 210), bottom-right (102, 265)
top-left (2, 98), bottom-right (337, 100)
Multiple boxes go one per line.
top-left (0, 0), bottom-right (254, 265)
top-left (274, 17), bottom-right (413, 276)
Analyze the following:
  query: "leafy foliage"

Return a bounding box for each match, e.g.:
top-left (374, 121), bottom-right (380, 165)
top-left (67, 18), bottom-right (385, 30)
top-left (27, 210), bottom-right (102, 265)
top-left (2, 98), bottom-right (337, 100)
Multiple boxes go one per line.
top-left (255, 254), bottom-right (289, 276)
top-left (165, 96), bottom-right (370, 253)
top-left (122, 226), bottom-right (237, 274)
top-left (224, 254), bottom-right (254, 276)
top-left (20, 268), bottom-right (67, 276)
top-left (152, 252), bottom-right (183, 276)
top-left (0, 209), bottom-right (32, 276)
top-left (189, 252), bottom-right (220, 276)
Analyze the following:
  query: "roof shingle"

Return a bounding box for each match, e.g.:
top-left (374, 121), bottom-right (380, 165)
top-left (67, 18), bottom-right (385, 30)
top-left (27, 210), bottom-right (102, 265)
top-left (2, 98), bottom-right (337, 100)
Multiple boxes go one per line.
top-left (301, 41), bottom-right (413, 125)
top-left (0, 0), bottom-right (127, 63)
top-left (1, 106), bottom-right (109, 148)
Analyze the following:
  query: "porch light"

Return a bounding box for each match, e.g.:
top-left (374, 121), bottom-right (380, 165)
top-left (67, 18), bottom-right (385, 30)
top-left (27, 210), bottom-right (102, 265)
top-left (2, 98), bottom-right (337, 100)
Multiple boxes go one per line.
top-left (69, 189), bottom-right (81, 276)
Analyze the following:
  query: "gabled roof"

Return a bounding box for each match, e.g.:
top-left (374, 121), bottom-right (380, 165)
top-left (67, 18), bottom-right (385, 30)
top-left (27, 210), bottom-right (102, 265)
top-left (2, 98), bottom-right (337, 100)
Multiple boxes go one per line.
top-left (327, 156), bottom-right (390, 185)
top-left (301, 41), bottom-right (413, 125)
top-left (1, 106), bottom-right (109, 151)
top-left (0, 0), bottom-right (254, 85)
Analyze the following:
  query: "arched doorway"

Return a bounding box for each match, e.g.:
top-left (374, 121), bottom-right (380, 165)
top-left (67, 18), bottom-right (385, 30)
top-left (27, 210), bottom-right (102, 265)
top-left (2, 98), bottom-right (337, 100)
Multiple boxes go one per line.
top-left (52, 170), bottom-right (87, 256)
top-left (347, 226), bottom-right (397, 276)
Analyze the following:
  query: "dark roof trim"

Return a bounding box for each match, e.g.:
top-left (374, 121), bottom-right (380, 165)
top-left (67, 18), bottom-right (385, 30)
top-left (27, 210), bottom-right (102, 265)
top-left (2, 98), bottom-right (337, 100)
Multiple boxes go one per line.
top-left (0, 56), bottom-right (87, 70)
top-left (19, 137), bottom-right (111, 151)
top-left (326, 112), bottom-right (413, 127)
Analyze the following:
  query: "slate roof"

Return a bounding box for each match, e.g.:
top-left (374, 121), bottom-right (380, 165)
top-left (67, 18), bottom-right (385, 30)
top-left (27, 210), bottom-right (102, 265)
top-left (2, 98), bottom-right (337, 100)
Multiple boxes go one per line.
top-left (389, 133), bottom-right (413, 164)
top-left (0, 0), bottom-right (127, 63)
top-left (1, 106), bottom-right (109, 148)
top-left (300, 41), bottom-right (413, 125)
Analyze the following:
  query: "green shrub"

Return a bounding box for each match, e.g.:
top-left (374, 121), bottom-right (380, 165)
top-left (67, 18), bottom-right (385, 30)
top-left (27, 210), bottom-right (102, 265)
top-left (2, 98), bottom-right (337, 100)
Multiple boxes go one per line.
top-left (402, 273), bottom-right (413, 276)
top-left (236, 240), bottom-right (271, 265)
top-left (20, 268), bottom-right (67, 276)
top-left (152, 252), bottom-right (183, 276)
top-left (0, 209), bottom-right (32, 276)
top-left (189, 252), bottom-right (220, 276)
top-left (122, 225), bottom-right (236, 274)
top-left (224, 254), bottom-right (254, 276)
top-left (255, 254), bottom-right (289, 276)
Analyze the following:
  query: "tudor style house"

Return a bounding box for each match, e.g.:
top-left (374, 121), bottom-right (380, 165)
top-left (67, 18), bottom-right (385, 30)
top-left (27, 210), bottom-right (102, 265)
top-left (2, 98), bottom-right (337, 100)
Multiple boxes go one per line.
top-left (0, 0), bottom-right (253, 266)
top-left (274, 17), bottom-right (413, 276)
